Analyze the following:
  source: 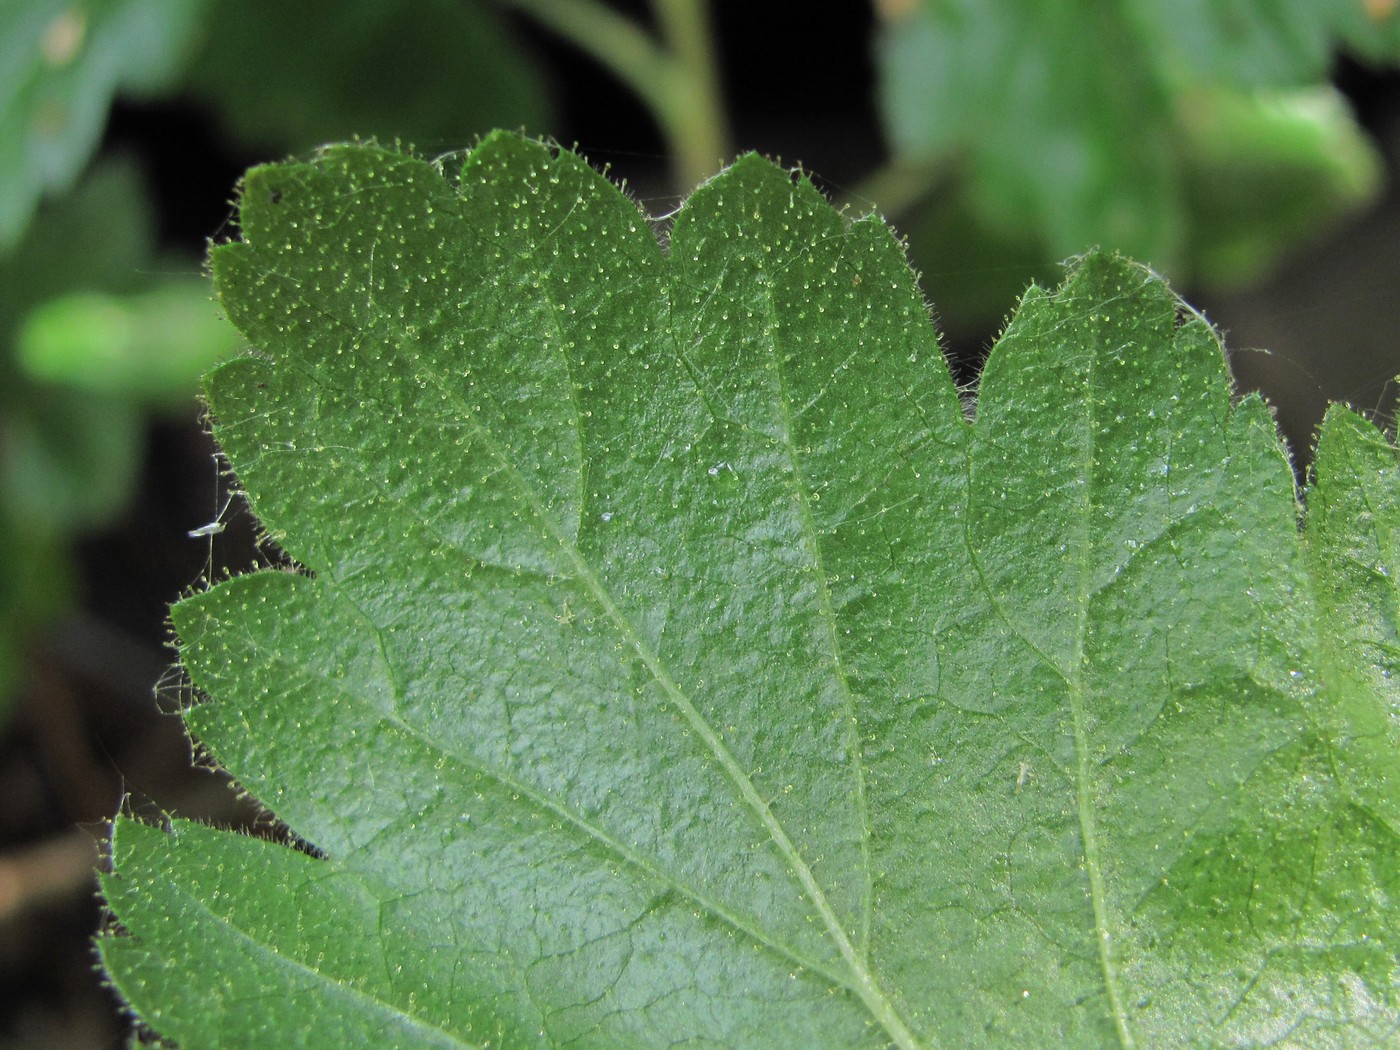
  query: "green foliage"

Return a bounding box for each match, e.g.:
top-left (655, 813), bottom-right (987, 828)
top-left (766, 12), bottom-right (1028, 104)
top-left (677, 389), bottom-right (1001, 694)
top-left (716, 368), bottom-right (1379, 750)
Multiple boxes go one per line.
top-left (18, 279), bottom-right (243, 403)
top-left (1179, 86), bottom-right (1380, 285)
top-left (0, 0), bottom-right (208, 715)
top-left (183, 0), bottom-right (549, 153)
top-left (0, 160), bottom-right (154, 521)
top-left (0, 0), bottom-right (550, 718)
top-left (102, 135), bottom-right (1400, 1047)
top-left (876, 0), bottom-right (1395, 306)
top-left (0, 159), bottom-right (156, 709)
top-left (0, 0), bottom-right (205, 250)
top-left (1304, 405), bottom-right (1400, 832)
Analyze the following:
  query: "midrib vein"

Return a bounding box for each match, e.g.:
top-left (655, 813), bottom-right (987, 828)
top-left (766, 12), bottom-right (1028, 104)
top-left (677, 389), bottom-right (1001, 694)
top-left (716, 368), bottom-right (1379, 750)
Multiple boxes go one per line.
top-left (557, 482), bottom-right (925, 1050)
top-left (1068, 678), bottom-right (1134, 1048)
top-left (757, 278), bottom-right (875, 950)
top-left (263, 647), bottom-right (857, 993)
top-left (409, 288), bottom-right (922, 1047)
top-left (1070, 337), bottom-right (1135, 1049)
top-left (756, 277), bottom-right (899, 1026)
top-left (308, 309), bottom-right (856, 982)
top-left (959, 335), bottom-right (1136, 1046)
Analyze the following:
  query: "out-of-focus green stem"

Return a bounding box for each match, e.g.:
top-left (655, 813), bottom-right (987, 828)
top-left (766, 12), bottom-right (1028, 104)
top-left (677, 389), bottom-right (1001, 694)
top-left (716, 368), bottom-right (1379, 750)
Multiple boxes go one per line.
top-left (649, 0), bottom-right (730, 188)
top-left (841, 157), bottom-right (945, 221)
top-left (497, 0), bottom-right (731, 192)
top-left (496, 0), bottom-right (670, 112)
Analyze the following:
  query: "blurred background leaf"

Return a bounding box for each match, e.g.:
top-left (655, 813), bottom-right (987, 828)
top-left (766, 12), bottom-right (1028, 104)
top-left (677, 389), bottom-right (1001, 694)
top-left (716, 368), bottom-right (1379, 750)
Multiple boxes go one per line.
top-left (181, 0), bottom-right (550, 154)
top-left (18, 280), bottom-right (244, 403)
top-left (0, 0), bottom-right (205, 251)
top-left (0, 160), bottom-right (152, 710)
top-left (875, 0), bottom-right (1400, 335)
top-left (1179, 84), bottom-right (1381, 287)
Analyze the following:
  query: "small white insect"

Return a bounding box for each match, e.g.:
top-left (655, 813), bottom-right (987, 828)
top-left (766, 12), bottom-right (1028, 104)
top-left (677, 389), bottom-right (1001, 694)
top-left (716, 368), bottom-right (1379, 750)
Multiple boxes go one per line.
top-left (1016, 761), bottom-right (1032, 792)
top-left (188, 493), bottom-right (233, 537)
top-left (189, 478), bottom-right (238, 539)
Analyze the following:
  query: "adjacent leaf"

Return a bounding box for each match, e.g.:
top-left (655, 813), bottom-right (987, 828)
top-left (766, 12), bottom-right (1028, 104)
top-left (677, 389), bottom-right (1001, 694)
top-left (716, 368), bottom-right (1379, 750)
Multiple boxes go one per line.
top-left (183, 0), bottom-right (550, 154)
top-left (0, 0), bottom-right (205, 250)
top-left (17, 278), bottom-right (243, 402)
top-left (875, 0), bottom-right (1391, 279)
top-left (0, 157), bottom-right (155, 715)
top-left (1303, 404), bottom-right (1400, 832)
top-left (1179, 85), bottom-right (1380, 287)
top-left (0, 158), bottom-right (151, 533)
top-left (1128, 0), bottom-right (1400, 85)
top-left (101, 135), bottom-right (1400, 1047)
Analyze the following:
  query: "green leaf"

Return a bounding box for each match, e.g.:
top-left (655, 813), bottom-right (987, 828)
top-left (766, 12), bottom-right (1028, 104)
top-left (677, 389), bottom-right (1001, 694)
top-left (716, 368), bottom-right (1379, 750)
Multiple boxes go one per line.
top-left (1304, 405), bottom-right (1400, 832)
top-left (17, 278), bottom-right (244, 403)
top-left (101, 135), bottom-right (1400, 1046)
top-left (1129, 0), bottom-right (1400, 86)
top-left (184, 0), bottom-right (550, 154)
top-left (0, 156), bottom-right (156, 717)
top-left (875, 0), bottom-right (1391, 278)
top-left (0, 0), bottom-right (205, 250)
top-left (0, 157), bottom-right (152, 533)
top-left (1179, 85), bottom-right (1381, 288)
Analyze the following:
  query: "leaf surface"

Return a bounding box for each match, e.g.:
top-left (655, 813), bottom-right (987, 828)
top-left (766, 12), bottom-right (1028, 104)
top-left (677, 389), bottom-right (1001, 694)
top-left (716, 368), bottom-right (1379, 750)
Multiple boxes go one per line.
top-left (1304, 405), bottom-right (1400, 831)
top-left (102, 134), bottom-right (1400, 1048)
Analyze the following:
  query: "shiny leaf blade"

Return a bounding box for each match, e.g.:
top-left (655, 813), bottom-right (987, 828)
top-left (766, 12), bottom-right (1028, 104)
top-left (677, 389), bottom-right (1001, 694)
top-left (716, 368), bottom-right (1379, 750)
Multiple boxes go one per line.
top-left (1305, 404), bottom-right (1400, 832)
top-left (101, 135), bottom-right (1400, 1047)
